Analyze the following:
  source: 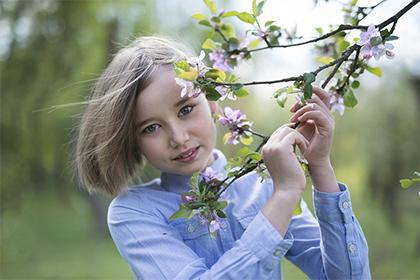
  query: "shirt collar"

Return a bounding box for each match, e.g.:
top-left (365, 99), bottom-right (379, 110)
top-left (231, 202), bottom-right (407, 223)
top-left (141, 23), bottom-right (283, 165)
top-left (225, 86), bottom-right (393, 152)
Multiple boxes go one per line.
top-left (160, 149), bottom-right (227, 194)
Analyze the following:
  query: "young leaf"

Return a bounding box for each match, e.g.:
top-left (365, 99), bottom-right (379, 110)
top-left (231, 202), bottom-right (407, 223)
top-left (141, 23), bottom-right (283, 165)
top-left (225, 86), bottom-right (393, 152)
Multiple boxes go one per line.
top-left (256, 0), bottom-right (266, 16)
top-left (234, 87), bottom-right (249, 98)
top-left (303, 72), bottom-right (316, 84)
top-left (169, 204), bottom-right (193, 221)
top-left (198, 20), bottom-right (212, 28)
top-left (240, 135), bottom-right (254, 145)
top-left (365, 66), bottom-right (382, 77)
top-left (237, 12), bottom-right (256, 24)
top-left (293, 200), bottom-right (302, 215)
top-left (222, 10), bottom-right (239, 17)
top-left (303, 83), bottom-right (313, 100)
top-left (220, 23), bottom-right (236, 38)
top-left (400, 178), bottom-right (420, 189)
top-left (203, 0), bottom-right (217, 14)
top-left (192, 13), bottom-right (207, 21)
top-left (317, 56), bottom-right (335, 65)
top-left (202, 38), bottom-right (218, 50)
top-left (344, 88), bottom-right (358, 107)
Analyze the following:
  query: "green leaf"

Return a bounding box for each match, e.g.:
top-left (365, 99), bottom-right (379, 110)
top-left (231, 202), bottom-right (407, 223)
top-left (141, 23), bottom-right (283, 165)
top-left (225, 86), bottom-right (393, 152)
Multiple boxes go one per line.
top-left (249, 38), bottom-right (261, 49)
top-left (220, 23), bottom-right (236, 38)
top-left (303, 72), bottom-right (316, 84)
top-left (175, 68), bottom-right (198, 81)
top-left (238, 146), bottom-right (252, 157)
top-left (234, 87), bottom-right (249, 98)
top-left (265, 20), bottom-right (275, 27)
top-left (293, 200), bottom-right (302, 215)
top-left (315, 27), bottom-right (323, 35)
top-left (203, 0), bottom-right (217, 14)
top-left (240, 135), bottom-right (254, 145)
top-left (216, 209), bottom-right (227, 218)
top-left (370, 36), bottom-right (382, 47)
top-left (274, 90), bottom-right (288, 108)
top-left (303, 83), bottom-right (313, 100)
top-left (198, 20), bottom-right (212, 28)
top-left (385, 35), bottom-right (399, 41)
top-left (202, 38), bottom-right (218, 50)
top-left (317, 56), bottom-right (335, 65)
top-left (245, 152), bottom-right (262, 161)
top-left (351, 80), bottom-right (360, 89)
top-left (365, 66), bottom-right (382, 77)
top-left (222, 10), bottom-right (239, 17)
top-left (256, 1), bottom-right (266, 16)
top-left (174, 60), bottom-right (191, 71)
top-left (192, 13), bottom-right (207, 21)
top-left (205, 68), bottom-right (226, 80)
top-left (344, 88), bottom-right (358, 107)
top-left (337, 39), bottom-right (350, 53)
top-left (204, 86), bottom-right (222, 101)
top-left (400, 178), bottom-right (420, 189)
top-left (237, 12), bottom-right (256, 24)
top-left (169, 205), bottom-right (193, 221)
top-left (212, 200), bottom-right (228, 210)
top-left (190, 172), bottom-right (199, 192)
top-left (252, 0), bottom-right (257, 15)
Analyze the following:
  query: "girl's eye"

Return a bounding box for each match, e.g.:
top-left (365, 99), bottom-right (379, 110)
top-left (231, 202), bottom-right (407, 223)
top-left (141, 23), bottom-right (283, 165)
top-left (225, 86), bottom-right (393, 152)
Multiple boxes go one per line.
top-left (142, 124), bottom-right (160, 134)
top-left (179, 105), bottom-right (194, 117)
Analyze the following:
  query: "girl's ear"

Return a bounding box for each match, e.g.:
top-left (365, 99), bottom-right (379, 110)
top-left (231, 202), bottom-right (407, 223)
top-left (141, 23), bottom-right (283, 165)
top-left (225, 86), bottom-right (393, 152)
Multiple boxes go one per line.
top-left (208, 101), bottom-right (219, 115)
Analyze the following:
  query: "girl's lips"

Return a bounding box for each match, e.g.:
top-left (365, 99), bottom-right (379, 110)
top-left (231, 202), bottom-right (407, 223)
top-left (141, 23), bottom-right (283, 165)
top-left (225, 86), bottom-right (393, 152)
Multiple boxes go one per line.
top-left (173, 147), bottom-right (200, 163)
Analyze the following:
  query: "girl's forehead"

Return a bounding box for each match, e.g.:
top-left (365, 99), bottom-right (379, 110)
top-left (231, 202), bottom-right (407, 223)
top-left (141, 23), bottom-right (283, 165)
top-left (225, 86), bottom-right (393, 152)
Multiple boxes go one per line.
top-left (137, 67), bottom-right (181, 108)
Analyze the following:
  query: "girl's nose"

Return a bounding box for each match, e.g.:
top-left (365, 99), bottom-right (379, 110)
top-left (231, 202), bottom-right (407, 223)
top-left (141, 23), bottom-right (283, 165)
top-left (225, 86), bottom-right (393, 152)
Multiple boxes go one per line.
top-left (169, 127), bottom-right (189, 148)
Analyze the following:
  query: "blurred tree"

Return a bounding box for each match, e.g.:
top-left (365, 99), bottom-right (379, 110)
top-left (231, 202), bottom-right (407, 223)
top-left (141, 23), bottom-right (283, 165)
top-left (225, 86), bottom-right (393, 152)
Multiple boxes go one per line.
top-left (362, 71), bottom-right (419, 226)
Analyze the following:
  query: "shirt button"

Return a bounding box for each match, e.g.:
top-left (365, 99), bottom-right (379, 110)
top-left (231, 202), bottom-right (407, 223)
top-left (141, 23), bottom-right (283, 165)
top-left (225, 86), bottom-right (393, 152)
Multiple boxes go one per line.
top-left (348, 243), bottom-right (357, 253)
top-left (273, 248), bottom-right (282, 256)
top-left (220, 221), bottom-right (228, 229)
top-left (342, 201), bottom-right (350, 209)
top-left (187, 224), bottom-right (195, 233)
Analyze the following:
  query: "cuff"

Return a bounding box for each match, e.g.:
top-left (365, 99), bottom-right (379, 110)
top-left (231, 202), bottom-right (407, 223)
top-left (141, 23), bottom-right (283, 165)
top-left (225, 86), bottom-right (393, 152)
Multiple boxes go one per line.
top-left (313, 182), bottom-right (354, 224)
top-left (239, 211), bottom-right (294, 261)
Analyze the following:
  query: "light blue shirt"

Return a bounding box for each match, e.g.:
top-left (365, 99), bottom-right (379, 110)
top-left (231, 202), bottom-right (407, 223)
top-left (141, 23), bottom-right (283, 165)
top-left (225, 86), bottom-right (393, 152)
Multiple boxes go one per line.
top-left (107, 150), bottom-right (371, 279)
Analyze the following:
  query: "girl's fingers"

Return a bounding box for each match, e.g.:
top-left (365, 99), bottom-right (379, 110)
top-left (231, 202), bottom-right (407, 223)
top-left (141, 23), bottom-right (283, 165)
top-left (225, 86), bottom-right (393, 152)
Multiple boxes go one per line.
top-left (312, 86), bottom-right (331, 109)
top-left (282, 130), bottom-right (309, 154)
top-left (296, 110), bottom-right (334, 134)
top-left (267, 125), bottom-right (309, 148)
top-left (290, 86), bottom-right (332, 113)
top-left (306, 94), bottom-right (331, 116)
top-left (290, 102), bottom-right (332, 123)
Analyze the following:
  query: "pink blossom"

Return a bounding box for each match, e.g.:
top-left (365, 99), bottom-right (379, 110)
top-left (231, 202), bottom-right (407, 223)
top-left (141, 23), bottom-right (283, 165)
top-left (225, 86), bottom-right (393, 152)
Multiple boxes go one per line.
top-left (329, 94), bottom-right (345, 115)
top-left (209, 48), bottom-right (232, 72)
top-left (187, 50), bottom-right (208, 78)
top-left (200, 167), bottom-right (224, 183)
top-left (183, 195), bottom-right (195, 203)
top-left (357, 24), bottom-right (395, 61)
top-left (357, 24), bottom-right (380, 46)
top-left (219, 107), bottom-right (253, 145)
top-left (209, 219), bottom-right (221, 233)
top-left (174, 78), bottom-right (201, 98)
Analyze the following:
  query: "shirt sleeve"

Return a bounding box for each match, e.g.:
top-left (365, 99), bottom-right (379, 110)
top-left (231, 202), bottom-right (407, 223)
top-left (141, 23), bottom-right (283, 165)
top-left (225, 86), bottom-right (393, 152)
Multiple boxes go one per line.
top-left (284, 182), bottom-right (371, 280)
top-left (107, 201), bottom-right (292, 279)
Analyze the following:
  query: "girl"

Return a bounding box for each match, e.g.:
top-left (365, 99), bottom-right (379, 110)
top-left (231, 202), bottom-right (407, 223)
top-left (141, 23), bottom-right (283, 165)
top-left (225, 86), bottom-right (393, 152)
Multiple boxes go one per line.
top-left (75, 36), bottom-right (371, 279)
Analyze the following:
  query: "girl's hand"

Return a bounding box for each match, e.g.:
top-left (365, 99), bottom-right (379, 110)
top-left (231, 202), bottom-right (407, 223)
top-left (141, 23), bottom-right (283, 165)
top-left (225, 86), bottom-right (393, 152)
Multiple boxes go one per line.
top-left (262, 124), bottom-right (309, 194)
top-left (289, 86), bottom-right (335, 168)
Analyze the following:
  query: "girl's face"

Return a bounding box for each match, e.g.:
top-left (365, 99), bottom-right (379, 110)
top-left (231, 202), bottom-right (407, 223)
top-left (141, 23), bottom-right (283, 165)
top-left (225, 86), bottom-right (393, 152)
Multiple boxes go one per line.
top-left (135, 66), bottom-right (218, 176)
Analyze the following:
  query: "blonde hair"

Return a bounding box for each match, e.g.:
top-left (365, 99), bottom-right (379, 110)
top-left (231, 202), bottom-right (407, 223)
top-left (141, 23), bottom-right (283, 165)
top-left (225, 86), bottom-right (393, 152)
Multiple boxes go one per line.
top-left (75, 36), bottom-right (192, 196)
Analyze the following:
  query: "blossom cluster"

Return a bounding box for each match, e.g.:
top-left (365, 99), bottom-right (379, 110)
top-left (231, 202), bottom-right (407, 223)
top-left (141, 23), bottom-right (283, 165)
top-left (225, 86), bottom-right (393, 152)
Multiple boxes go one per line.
top-left (357, 24), bottom-right (395, 61)
top-left (218, 107), bottom-right (253, 145)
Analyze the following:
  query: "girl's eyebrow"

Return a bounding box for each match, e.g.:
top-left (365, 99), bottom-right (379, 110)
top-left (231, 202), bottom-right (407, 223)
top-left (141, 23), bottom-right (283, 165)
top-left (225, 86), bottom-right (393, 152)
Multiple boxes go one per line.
top-left (174, 97), bottom-right (191, 107)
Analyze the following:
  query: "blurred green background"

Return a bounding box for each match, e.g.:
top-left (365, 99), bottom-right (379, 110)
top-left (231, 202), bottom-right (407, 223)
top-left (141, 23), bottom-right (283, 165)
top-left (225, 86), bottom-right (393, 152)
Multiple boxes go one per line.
top-left (1, 0), bottom-right (419, 279)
